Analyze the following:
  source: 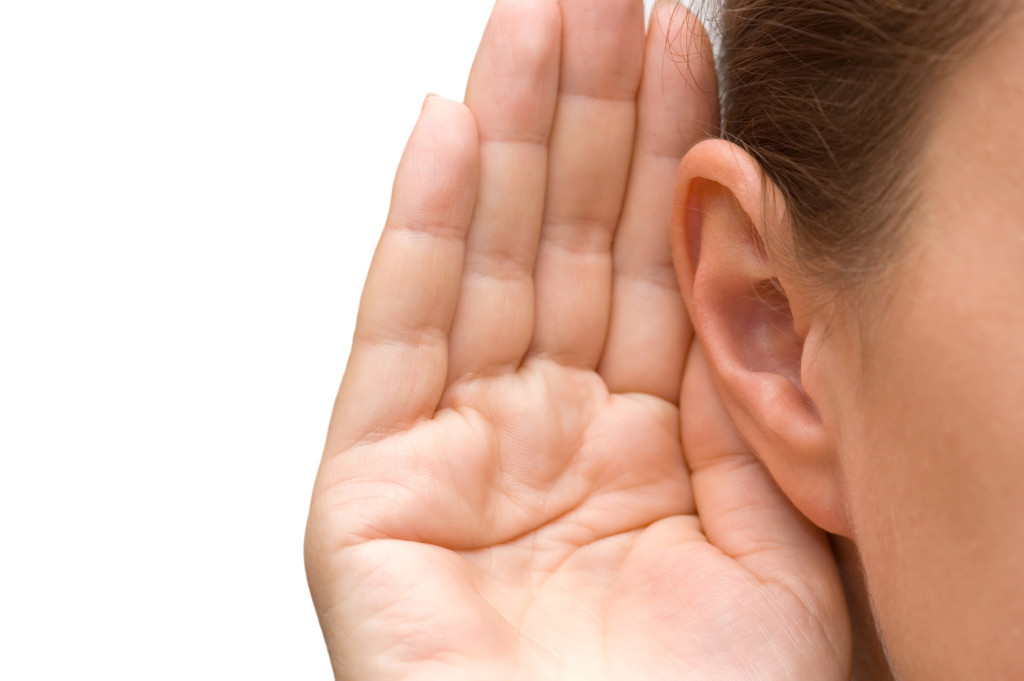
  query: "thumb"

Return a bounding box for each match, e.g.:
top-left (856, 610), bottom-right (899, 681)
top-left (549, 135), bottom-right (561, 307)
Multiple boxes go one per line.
top-left (681, 341), bottom-right (839, 594)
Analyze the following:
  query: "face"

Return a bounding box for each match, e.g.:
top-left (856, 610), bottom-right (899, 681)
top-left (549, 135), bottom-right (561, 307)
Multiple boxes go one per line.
top-left (814, 11), bottom-right (1024, 679)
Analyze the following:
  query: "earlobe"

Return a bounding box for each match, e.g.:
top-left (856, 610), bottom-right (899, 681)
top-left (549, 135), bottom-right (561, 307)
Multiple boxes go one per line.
top-left (671, 140), bottom-right (850, 537)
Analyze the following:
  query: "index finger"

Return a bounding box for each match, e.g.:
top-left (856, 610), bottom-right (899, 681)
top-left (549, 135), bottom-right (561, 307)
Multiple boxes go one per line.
top-left (598, 3), bottom-right (719, 402)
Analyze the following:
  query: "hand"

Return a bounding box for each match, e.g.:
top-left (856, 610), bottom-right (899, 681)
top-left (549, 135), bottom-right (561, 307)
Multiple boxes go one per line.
top-left (305, 0), bottom-right (850, 678)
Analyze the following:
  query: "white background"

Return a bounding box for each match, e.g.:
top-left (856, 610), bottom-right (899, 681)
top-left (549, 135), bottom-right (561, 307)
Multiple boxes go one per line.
top-left (1, 1), bottom-right (659, 678)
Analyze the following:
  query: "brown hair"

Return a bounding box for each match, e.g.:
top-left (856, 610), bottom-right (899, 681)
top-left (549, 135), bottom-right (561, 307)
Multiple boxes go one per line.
top-left (706, 0), bottom-right (1009, 287)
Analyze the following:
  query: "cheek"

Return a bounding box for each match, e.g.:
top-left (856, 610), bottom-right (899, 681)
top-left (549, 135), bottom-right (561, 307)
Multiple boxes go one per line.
top-left (839, 258), bottom-right (1024, 680)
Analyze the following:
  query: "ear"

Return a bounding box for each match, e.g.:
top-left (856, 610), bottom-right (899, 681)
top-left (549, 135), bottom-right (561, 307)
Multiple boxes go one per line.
top-left (671, 139), bottom-right (850, 537)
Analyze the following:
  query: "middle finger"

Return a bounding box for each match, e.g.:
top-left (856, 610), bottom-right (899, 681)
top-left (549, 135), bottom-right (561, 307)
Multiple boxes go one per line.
top-left (528, 0), bottom-right (645, 367)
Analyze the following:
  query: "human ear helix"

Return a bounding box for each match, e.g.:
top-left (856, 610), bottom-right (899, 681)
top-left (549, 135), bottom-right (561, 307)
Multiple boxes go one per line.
top-left (671, 140), bottom-right (849, 536)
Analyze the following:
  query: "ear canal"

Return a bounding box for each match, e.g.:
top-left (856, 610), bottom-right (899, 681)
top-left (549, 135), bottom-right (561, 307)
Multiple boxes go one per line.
top-left (672, 139), bottom-right (850, 537)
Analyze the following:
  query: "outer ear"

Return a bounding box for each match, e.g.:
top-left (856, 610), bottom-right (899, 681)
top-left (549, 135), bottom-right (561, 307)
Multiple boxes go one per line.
top-left (671, 139), bottom-right (850, 537)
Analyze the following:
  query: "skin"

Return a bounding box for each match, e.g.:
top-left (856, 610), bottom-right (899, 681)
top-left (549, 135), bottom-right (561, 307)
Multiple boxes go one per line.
top-left (306, 0), bottom-right (850, 678)
top-left (826, 12), bottom-right (1024, 678)
top-left (307, 0), bottom-right (1024, 678)
top-left (672, 6), bottom-right (1024, 681)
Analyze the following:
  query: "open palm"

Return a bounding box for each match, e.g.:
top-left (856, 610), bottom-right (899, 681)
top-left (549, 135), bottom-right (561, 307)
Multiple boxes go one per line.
top-left (306, 1), bottom-right (850, 678)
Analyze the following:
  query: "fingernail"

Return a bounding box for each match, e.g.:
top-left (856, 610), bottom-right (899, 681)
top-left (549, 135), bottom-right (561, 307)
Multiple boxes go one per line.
top-left (422, 92), bottom-right (440, 110)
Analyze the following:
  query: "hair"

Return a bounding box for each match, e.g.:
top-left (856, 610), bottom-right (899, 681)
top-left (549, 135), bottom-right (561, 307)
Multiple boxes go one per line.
top-left (702, 0), bottom-right (1010, 288)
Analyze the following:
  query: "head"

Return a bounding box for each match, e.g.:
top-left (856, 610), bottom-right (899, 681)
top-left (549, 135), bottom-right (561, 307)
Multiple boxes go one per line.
top-left (672, 0), bottom-right (1024, 678)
